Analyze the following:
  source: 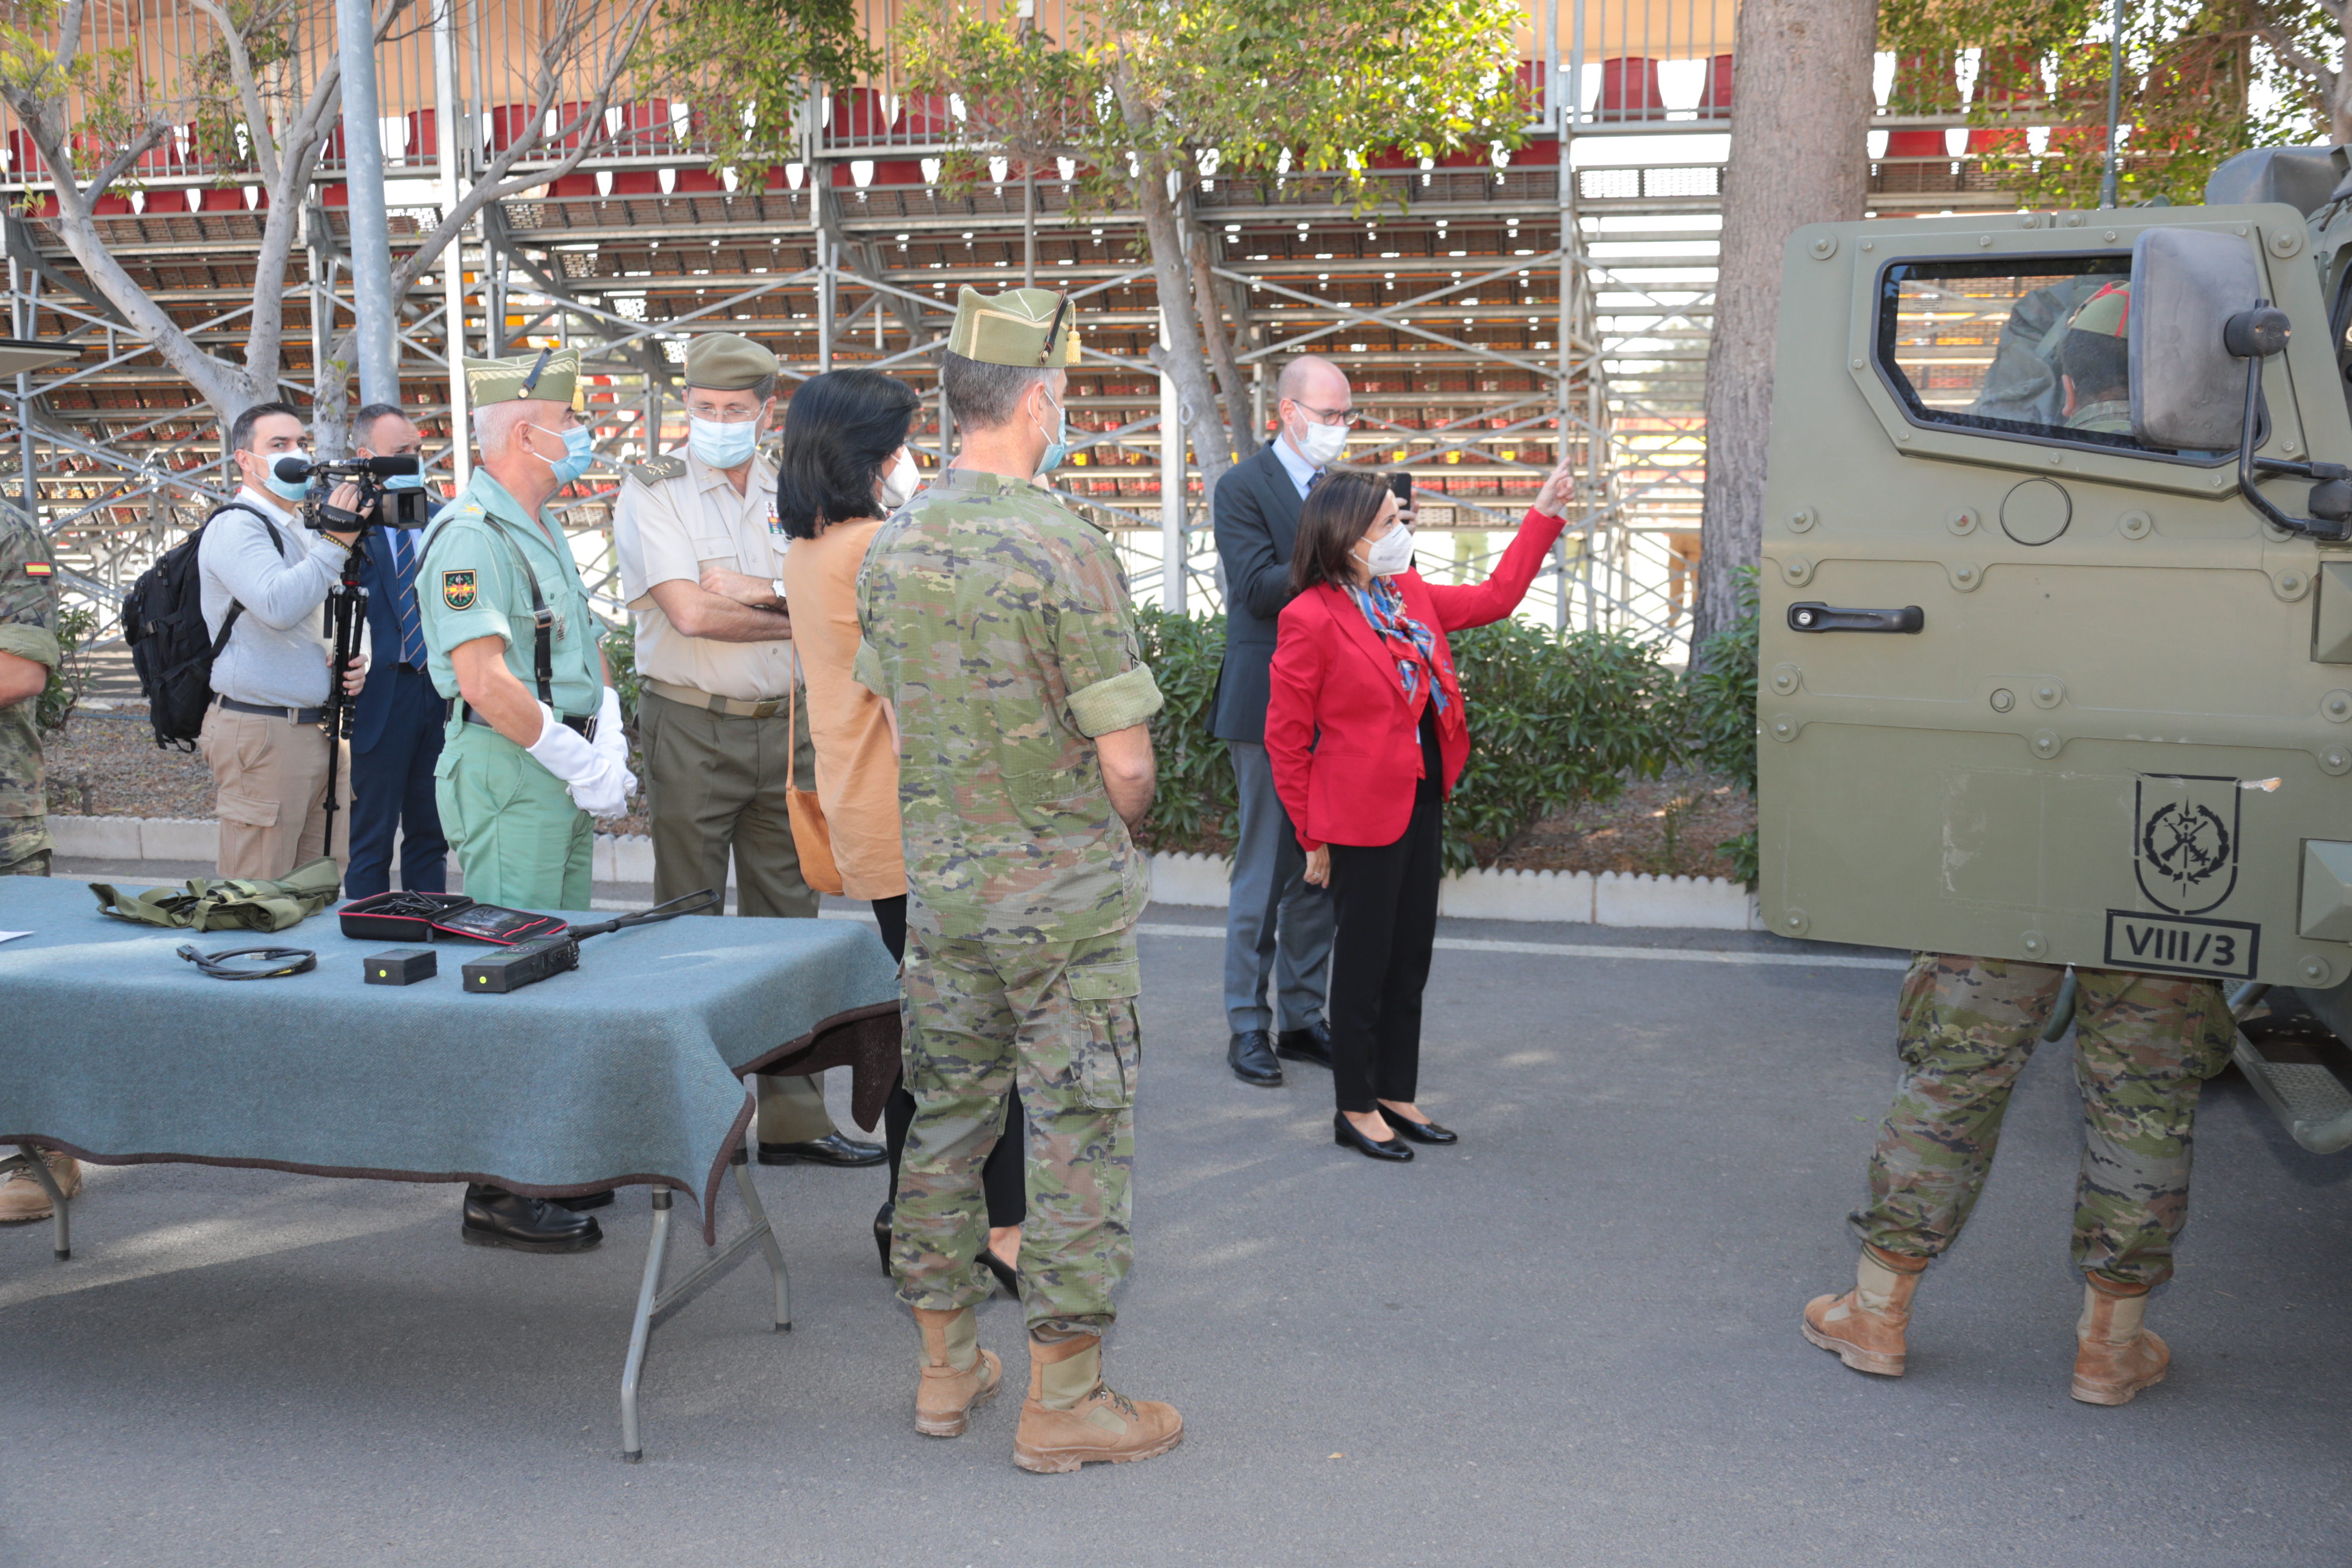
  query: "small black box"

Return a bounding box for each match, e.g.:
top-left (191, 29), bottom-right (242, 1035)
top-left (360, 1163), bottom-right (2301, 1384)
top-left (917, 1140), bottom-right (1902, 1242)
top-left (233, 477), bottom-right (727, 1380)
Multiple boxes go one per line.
top-left (364, 947), bottom-right (438, 985)
top-left (460, 933), bottom-right (580, 993)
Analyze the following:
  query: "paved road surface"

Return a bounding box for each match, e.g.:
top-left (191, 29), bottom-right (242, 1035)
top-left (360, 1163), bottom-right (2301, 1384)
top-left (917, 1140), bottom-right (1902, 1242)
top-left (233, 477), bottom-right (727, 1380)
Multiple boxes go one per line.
top-left (2, 904), bottom-right (2346, 1566)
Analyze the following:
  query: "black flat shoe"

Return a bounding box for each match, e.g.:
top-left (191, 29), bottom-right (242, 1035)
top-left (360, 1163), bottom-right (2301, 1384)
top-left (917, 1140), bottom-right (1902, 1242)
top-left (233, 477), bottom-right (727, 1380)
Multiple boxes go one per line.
top-left (1333, 1111), bottom-right (1413, 1162)
top-left (1380, 1108), bottom-right (1458, 1146)
top-left (982, 1244), bottom-right (1020, 1297)
top-left (759, 1131), bottom-right (887, 1168)
top-left (551, 1189), bottom-right (615, 1211)
top-left (1228, 1029), bottom-right (1283, 1088)
top-left (1276, 1020), bottom-right (1334, 1069)
top-left (873, 1201), bottom-right (894, 1274)
top-left (460, 1185), bottom-right (603, 1252)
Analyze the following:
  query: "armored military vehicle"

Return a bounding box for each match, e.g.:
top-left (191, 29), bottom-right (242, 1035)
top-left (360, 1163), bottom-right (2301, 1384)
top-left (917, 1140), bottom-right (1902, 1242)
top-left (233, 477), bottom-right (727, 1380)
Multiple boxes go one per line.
top-left (1756, 145), bottom-right (2352, 1156)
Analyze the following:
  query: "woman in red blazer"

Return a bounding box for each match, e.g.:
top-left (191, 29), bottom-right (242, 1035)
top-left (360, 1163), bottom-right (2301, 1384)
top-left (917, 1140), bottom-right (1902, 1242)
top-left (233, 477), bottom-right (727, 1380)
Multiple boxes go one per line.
top-left (1264, 465), bottom-right (1572, 1161)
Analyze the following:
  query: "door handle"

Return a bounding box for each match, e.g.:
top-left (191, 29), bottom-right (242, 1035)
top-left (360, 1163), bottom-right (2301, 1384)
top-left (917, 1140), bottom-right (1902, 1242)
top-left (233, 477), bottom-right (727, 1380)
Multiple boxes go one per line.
top-left (1787, 603), bottom-right (1925, 634)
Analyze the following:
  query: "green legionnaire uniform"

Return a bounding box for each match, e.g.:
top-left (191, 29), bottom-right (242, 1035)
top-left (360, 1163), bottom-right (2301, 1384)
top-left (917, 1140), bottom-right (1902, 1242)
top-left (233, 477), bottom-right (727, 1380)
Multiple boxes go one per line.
top-left (612, 331), bottom-right (868, 1162)
top-left (860, 286), bottom-right (1181, 1469)
top-left (418, 350), bottom-right (607, 909)
top-left (0, 500), bottom-right (58, 878)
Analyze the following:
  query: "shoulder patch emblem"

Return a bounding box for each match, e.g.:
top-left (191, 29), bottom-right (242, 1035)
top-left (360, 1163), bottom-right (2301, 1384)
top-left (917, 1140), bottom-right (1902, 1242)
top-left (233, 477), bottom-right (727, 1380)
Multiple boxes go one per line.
top-left (22, 561), bottom-right (52, 577)
top-left (628, 456), bottom-right (687, 486)
top-left (440, 569), bottom-right (477, 611)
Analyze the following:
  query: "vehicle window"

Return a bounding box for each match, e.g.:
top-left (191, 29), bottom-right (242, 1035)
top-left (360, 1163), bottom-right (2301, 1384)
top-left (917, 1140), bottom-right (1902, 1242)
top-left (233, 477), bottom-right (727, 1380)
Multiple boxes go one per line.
top-left (2329, 258), bottom-right (2352, 418)
top-left (1875, 256), bottom-right (2204, 460)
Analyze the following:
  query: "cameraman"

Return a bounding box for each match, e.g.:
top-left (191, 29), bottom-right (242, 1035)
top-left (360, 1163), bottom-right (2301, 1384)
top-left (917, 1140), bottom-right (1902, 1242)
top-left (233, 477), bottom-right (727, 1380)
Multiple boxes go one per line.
top-left (344, 402), bottom-right (450, 899)
top-left (195, 402), bottom-right (368, 880)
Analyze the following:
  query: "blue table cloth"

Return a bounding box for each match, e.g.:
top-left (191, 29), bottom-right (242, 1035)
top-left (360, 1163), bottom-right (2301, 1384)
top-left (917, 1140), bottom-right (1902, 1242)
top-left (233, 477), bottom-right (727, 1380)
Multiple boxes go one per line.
top-left (0, 877), bottom-right (902, 1241)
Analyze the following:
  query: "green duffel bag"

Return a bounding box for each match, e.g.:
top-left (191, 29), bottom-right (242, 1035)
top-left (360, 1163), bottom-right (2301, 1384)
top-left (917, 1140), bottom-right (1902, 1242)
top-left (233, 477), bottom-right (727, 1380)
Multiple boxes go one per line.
top-left (89, 856), bottom-right (342, 933)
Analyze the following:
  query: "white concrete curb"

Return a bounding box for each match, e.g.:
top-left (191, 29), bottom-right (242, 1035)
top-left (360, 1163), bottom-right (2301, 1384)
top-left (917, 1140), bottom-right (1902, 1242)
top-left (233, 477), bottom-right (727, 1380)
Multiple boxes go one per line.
top-left (47, 818), bottom-right (1761, 930)
top-left (1145, 850), bottom-right (1762, 930)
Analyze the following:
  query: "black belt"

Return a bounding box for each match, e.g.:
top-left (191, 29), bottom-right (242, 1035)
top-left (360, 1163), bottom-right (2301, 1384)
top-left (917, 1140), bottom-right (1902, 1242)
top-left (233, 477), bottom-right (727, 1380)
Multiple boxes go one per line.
top-left (216, 696), bottom-right (327, 725)
top-left (452, 698), bottom-right (593, 740)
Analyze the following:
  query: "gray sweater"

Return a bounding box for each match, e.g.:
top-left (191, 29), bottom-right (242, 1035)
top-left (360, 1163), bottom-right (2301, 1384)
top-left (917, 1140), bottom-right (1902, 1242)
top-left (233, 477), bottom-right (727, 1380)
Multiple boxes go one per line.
top-left (197, 488), bottom-right (351, 709)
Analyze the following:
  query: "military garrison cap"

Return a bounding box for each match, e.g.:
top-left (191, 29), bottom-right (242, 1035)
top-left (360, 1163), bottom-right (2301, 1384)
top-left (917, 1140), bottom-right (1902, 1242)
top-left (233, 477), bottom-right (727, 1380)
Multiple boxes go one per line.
top-left (465, 347), bottom-right (583, 409)
top-left (2069, 281), bottom-right (2131, 339)
top-left (684, 332), bottom-right (780, 390)
top-left (947, 285), bottom-right (1080, 367)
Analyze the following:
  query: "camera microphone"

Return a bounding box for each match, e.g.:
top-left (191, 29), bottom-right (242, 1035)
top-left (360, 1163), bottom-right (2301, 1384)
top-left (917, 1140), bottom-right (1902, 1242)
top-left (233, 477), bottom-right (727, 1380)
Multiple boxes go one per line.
top-left (271, 453), bottom-right (422, 484)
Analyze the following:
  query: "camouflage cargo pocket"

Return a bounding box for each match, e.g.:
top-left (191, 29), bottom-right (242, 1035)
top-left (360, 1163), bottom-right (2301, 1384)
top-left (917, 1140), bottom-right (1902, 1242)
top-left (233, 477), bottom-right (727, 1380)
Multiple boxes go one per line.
top-left (1066, 939), bottom-right (1142, 1111)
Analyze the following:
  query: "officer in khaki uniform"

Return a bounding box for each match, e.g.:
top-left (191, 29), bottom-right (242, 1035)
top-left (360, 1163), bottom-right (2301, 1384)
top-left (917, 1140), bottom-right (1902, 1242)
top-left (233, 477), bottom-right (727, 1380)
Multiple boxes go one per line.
top-left (418, 347), bottom-right (632, 1254)
top-left (612, 332), bottom-right (879, 1170)
top-left (857, 286), bottom-right (1181, 1472)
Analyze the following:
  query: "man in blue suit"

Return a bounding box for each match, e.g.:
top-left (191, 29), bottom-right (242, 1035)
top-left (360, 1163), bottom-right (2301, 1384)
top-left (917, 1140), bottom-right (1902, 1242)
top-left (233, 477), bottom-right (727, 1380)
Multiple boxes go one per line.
top-left (344, 402), bottom-right (450, 899)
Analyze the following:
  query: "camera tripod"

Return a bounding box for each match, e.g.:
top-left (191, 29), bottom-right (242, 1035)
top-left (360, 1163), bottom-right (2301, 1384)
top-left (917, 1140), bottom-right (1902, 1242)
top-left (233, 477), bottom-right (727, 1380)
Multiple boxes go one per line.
top-left (319, 528), bottom-right (370, 852)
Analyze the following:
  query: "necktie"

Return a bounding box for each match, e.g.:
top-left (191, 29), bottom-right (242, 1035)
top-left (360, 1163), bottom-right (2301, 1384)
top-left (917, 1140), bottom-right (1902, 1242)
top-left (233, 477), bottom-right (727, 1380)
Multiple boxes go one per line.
top-left (389, 530), bottom-right (428, 667)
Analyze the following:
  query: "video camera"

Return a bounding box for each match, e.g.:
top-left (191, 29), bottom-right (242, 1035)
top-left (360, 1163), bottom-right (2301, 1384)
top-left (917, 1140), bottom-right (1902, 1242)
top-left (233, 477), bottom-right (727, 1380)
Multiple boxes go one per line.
top-left (271, 453), bottom-right (430, 532)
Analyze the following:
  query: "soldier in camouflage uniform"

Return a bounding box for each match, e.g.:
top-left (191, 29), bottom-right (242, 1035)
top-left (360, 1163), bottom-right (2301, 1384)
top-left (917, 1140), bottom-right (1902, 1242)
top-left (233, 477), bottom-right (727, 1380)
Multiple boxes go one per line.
top-left (2059, 282), bottom-right (2133, 436)
top-left (0, 498), bottom-right (79, 1222)
top-left (856, 285), bottom-right (1182, 1472)
top-left (1804, 953), bottom-right (2234, 1405)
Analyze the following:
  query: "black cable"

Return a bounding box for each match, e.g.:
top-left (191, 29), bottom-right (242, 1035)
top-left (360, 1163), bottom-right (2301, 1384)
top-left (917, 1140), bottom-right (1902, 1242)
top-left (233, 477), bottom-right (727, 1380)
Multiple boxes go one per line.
top-left (566, 887), bottom-right (719, 940)
top-left (177, 943), bottom-right (318, 980)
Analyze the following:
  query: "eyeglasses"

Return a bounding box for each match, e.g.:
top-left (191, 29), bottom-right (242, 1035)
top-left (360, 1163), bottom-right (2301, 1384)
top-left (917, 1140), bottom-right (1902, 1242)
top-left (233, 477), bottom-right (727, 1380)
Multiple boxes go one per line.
top-left (1291, 401), bottom-right (1361, 428)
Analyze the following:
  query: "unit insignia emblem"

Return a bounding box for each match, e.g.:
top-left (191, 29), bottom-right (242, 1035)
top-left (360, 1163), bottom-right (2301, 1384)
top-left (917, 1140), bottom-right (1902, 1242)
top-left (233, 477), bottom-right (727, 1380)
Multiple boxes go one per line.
top-left (2134, 774), bottom-right (2241, 915)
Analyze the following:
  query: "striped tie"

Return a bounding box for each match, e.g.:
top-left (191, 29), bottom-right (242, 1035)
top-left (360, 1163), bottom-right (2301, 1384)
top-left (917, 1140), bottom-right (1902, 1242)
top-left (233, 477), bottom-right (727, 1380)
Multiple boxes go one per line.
top-left (389, 530), bottom-right (428, 666)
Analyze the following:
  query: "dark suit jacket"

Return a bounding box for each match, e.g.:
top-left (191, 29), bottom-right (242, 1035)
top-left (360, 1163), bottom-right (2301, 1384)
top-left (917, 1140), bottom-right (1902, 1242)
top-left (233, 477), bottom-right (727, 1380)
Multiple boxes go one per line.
top-left (352, 507), bottom-right (440, 753)
top-left (1209, 443), bottom-right (1310, 744)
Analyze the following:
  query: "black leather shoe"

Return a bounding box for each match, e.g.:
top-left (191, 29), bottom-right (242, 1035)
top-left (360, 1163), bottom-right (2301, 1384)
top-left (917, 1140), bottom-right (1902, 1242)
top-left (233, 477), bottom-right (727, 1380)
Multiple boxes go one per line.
top-left (1229, 1029), bottom-right (1283, 1087)
top-left (1333, 1111), bottom-right (1413, 1162)
top-left (759, 1131), bottom-right (887, 1167)
top-left (461, 1185), bottom-right (603, 1252)
top-left (1276, 1020), bottom-right (1335, 1069)
top-left (1380, 1107), bottom-right (1458, 1145)
top-left (873, 1201), bottom-right (894, 1274)
top-left (551, 1189), bottom-right (614, 1211)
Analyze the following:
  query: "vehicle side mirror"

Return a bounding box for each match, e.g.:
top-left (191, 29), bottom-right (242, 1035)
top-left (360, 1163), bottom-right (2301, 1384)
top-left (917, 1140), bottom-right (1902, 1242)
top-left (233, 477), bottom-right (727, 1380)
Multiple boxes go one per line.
top-left (2129, 227), bottom-right (2266, 450)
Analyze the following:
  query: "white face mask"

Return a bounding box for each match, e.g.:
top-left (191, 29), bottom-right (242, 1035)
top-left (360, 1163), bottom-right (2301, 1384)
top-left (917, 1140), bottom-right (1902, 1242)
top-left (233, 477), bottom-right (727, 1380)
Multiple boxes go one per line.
top-left (1358, 523), bottom-right (1416, 578)
top-left (878, 449), bottom-right (919, 510)
top-left (1291, 412), bottom-right (1349, 467)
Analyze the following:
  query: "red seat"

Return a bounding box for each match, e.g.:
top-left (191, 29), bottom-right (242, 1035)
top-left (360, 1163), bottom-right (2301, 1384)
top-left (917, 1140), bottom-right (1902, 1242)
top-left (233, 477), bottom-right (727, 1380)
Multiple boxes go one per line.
top-left (1969, 49), bottom-right (2040, 155)
top-left (830, 87), bottom-right (894, 143)
top-left (1597, 57), bottom-right (1664, 121)
top-left (1695, 53), bottom-right (1733, 117)
top-left (1884, 52), bottom-right (1956, 158)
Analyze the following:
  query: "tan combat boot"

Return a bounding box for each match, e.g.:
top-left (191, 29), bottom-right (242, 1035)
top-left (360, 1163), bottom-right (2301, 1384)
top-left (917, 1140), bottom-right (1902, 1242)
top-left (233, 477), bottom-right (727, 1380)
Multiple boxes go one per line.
top-left (1802, 1243), bottom-right (1928, 1376)
top-left (0, 1151), bottom-right (81, 1223)
top-left (1011, 1333), bottom-right (1184, 1474)
top-left (912, 1305), bottom-right (1003, 1437)
top-left (2071, 1273), bottom-right (2169, 1406)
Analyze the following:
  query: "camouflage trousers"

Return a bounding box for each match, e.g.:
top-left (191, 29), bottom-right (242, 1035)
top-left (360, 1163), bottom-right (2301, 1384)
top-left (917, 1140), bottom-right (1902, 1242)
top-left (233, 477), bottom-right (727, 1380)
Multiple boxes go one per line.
top-left (1851, 953), bottom-right (2235, 1288)
top-left (890, 920), bottom-right (1143, 1336)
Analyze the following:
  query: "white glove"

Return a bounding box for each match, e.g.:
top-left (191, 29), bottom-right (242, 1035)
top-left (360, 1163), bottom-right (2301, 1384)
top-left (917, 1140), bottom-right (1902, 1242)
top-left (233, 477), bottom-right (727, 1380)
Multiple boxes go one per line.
top-left (526, 700), bottom-right (631, 818)
top-left (591, 685), bottom-right (637, 799)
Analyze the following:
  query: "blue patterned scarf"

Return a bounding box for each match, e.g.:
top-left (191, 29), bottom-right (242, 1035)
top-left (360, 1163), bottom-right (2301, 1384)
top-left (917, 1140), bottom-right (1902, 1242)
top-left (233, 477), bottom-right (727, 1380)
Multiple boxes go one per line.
top-left (1347, 578), bottom-right (1448, 715)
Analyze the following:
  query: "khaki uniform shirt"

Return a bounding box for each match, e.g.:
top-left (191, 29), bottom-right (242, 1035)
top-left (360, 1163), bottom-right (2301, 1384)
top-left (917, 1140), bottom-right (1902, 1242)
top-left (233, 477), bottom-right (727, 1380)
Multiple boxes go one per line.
top-left (855, 467), bottom-right (1164, 943)
top-left (0, 502), bottom-right (57, 865)
top-left (416, 469), bottom-right (605, 718)
top-left (612, 447), bottom-right (796, 700)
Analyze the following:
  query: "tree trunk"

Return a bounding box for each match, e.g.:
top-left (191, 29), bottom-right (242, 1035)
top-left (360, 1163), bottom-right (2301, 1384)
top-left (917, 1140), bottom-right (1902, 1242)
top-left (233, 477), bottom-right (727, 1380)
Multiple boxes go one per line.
top-left (1691, 0), bottom-right (1875, 657)
top-left (1185, 204), bottom-right (1256, 462)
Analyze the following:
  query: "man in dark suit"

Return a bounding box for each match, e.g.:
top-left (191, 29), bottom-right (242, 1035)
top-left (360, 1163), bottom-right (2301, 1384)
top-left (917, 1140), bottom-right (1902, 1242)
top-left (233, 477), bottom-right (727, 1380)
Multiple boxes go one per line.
top-left (1209, 354), bottom-right (1361, 1088)
top-left (344, 402), bottom-right (450, 899)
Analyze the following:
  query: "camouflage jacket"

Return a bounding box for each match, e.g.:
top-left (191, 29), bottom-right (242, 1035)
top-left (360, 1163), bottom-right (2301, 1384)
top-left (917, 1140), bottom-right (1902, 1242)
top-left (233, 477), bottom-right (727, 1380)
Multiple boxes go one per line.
top-left (0, 501), bottom-right (58, 863)
top-left (855, 467), bottom-right (1163, 942)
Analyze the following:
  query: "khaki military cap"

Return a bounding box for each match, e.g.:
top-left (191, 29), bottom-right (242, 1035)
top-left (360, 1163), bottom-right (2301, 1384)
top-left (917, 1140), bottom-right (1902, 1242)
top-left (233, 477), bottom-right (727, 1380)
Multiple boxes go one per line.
top-left (947, 285), bottom-right (1080, 367)
top-left (2069, 281), bottom-right (2130, 339)
top-left (684, 332), bottom-right (780, 390)
top-left (465, 347), bottom-right (583, 409)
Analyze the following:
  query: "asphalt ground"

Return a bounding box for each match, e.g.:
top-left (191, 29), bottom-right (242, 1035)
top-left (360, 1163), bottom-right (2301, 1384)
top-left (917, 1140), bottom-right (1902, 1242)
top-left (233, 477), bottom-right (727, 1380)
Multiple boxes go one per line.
top-left (3, 890), bottom-right (2348, 1566)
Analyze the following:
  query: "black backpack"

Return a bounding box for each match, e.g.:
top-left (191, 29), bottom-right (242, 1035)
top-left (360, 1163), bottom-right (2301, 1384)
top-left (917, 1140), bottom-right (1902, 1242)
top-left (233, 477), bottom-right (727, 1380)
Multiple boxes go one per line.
top-left (122, 502), bottom-right (285, 751)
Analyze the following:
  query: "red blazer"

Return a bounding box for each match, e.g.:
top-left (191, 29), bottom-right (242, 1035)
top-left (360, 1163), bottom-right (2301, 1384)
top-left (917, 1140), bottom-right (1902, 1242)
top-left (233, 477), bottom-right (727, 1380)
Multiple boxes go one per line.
top-left (1265, 506), bottom-right (1569, 851)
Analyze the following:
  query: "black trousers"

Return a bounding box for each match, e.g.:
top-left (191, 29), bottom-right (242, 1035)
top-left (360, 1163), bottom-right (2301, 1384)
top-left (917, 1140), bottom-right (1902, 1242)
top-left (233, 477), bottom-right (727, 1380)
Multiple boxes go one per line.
top-left (874, 894), bottom-right (1027, 1226)
top-left (1325, 710), bottom-right (1445, 1115)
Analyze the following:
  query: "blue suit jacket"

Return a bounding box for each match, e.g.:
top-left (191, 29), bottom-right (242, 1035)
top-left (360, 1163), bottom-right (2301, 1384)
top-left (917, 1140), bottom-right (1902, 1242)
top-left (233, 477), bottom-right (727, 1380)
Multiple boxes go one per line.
top-left (353, 506), bottom-right (440, 753)
top-left (1208, 444), bottom-right (1308, 744)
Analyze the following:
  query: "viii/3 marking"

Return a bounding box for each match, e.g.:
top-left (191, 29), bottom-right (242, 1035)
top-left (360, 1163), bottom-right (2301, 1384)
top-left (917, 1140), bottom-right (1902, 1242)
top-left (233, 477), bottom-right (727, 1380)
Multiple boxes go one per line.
top-left (2102, 911), bottom-right (2259, 981)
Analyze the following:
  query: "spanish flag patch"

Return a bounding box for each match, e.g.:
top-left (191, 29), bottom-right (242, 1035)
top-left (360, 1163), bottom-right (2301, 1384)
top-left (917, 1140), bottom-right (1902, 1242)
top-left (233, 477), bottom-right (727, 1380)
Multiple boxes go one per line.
top-left (22, 561), bottom-right (52, 578)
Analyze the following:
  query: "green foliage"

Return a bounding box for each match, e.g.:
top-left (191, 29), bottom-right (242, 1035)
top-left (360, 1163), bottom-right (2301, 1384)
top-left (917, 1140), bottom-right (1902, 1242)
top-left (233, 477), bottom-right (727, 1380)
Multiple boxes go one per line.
top-left (634, 0), bottom-right (882, 183)
top-left (892, 0), bottom-right (1531, 218)
top-left (1130, 606), bottom-right (1238, 853)
top-left (1683, 565), bottom-right (1758, 795)
top-left (35, 600), bottom-right (94, 737)
top-left (1441, 619), bottom-right (1679, 873)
